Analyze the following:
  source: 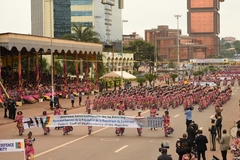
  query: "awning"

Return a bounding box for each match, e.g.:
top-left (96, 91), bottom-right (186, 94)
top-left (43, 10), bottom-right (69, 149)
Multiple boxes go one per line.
top-left (100, 71), bottom-right (136, 79)
top-left (0, 32), bottom-right (102, 55)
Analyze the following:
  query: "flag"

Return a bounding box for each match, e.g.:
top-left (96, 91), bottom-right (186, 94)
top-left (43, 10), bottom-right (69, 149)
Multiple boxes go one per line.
top-left (118, 52), bottom-right (122, 57)
top-left (15, 142), bottom-right (24, 149)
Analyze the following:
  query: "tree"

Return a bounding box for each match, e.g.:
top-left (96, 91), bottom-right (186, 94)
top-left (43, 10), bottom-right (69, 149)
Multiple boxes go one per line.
top-left (125, 40), bottom-right (155, 71)
top-left (233, 40), bottom-right (240, 56)
top-left (170, 73), bottom-right (178, 83)
top-left (136, 77), bottom-right (146, 86)
top-left (168, 61), bottom-right (175, 68)
top-left (144, 73), bottom-right (157, 85)
top-left (62, 22), bottom-right (100, 43)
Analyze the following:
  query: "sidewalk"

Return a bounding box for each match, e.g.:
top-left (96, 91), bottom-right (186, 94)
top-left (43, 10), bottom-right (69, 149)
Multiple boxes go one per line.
top-left (0, 94), bottom-right (96, 126)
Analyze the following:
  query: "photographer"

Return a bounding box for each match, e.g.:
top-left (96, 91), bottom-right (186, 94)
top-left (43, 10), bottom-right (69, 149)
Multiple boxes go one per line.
top-left (157, 148), bottom-right (172, 160)
top-left (8, 98), bottom-right (17, 120)
top-left (184, 106), bottom-right (193, 131)
top-left (176, 134), bottom-right (191, 160)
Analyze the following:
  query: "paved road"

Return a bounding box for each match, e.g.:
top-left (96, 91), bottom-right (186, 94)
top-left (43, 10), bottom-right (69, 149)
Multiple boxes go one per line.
top-left (0, 86), bottom-right (239, 160)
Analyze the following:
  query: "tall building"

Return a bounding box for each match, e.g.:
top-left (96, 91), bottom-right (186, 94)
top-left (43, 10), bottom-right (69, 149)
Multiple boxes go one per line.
top-left (31, 0), bottom-right (71, 38)
top-left (31, 0), bottom-right (122, 47)
top-left (145, 25), bottom-right (207, 62)
top-left (187, 0), bottom-right (220, 57)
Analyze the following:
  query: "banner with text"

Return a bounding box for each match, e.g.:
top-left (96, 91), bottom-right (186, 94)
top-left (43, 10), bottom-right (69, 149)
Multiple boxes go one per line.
top-left (0, 139), bottom-right (25, 153)
top-left (22, 114), bottom-right (163, 129)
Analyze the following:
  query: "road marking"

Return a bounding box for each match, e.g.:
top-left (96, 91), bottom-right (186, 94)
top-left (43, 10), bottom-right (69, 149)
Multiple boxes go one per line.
top-left (232, 93), bottom-right (234, 95)
top-left (210, 115), bottom-right (214, 119)
top-left (35, 110), bottom-right (150, 158)
top-left (237, 87), bottom-right (239, 89)
top-left (114, 145), bottom-right (128, 153)
top-left (235, 90), bottom-right (237, 92)
top-left (35, 127), bottom-right (108, 158)
top-left (100, 138), bottom-right (119, 142)
top-left (199, 127), bottom-right (203, 130)
top-left (174, 114), bottom-right (179, 117)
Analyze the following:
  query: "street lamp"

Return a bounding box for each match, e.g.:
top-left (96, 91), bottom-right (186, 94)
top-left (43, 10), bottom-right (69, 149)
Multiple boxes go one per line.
top-left (121, 20), bottom-right (128, 88)
top-left (174, 15), bottom-right (181, 78)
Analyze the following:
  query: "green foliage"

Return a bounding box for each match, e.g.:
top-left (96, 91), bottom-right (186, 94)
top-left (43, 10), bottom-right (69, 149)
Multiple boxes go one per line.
top-left (193, 70), bottom-right (204, 76)
top-left (62, 22), bottom-right (100, 43)
top-left (97, 54), bottom-right (106, 78)
top-left (54, 60), bottom-right (63, 75)
top-left (168, 61), bottom-right (176, 68)
top-left (144, 73), bottom-right (157, 84)
top-left (170, 73), bottom-right (178, 83)
top-left (136, 77), bottom-right (147, 86)
top-left (125, 40), bottom-right (155, 71)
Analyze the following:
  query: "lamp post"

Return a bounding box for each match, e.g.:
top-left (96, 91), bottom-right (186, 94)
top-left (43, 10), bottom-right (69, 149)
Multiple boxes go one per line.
top-left (50, 0), bottom-right (54, 99)
top-left (174, 15), bottom-right (181, 78)
top-left (121, 20), bottom-right (128, 88)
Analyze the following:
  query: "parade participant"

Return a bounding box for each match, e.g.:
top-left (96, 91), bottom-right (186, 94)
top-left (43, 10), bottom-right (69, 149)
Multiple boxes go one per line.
top-left (209, 118), bottom-right (217, 151)
top-left (150, 105), bottom-right (157, 130)
top-left (218, 129), bottom-right (230, 160)
top-left (115, 110), bottom-right (125, 136)
top-left (85, 96), bottom-right (91, 112)
top-left (54, 105), bottom-right (61, 130)
top-left (42, 111), bottom-right (50, 135)
top-left (24, 131), bottom-right (35, 160)
top-left (118, 100), bottom-right (124, 111)
top-left (49, 95), bottom-right (54, 110)
top-left (182, 147), bottom-right (195, 160)
top-left (184, 106), bottom-right (193, 131)
top-left (63, 109), bottom-right (73, 135)
top-left (231, 130), bottom-right (240, 159)
top-left (135, 110), bottom-right (143, 136)
top-left (195, 130), bottom-right (208, 160)
top-left (163, 110), bottom-right (173, 137)
top-left (87, 108), bottom-right (93, 135)
top-left (15, 111), bottom-right (24, 136)
top-left (70, 92), bottom-right (75, 108)
top-left (215, 112), bottom-right (222, 139)
top-left (92, 96), bottom-right (98, 110)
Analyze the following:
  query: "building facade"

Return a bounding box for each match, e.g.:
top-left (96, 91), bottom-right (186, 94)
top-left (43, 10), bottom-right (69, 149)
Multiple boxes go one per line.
top-left (31, 0), bottom-right (122, 46)
top-left (145, 25), bottom-right (207, 62)
top-left (187, 0), bottom-right (220, 57)
top-left (122, 32), bottom-right (143, 46)
top-left (102, 52), bottom-right (134, 73)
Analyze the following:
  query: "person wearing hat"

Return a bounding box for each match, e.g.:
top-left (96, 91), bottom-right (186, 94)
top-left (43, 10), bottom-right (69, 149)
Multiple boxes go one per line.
top-left (136, 110), bottom-right (143, 136)
top-left (42, 111), bottom-right (50, 135)
top-left (209, 118), bottom-right (217, 151)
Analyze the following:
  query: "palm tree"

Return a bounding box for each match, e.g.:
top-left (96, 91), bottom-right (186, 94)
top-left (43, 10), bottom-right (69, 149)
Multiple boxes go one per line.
top-left (62, 22), bottom-right (100, 43)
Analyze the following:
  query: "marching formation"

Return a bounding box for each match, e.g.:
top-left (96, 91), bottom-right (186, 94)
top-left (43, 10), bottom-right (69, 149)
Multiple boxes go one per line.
top-left (11, 68), bottom-right (240, 160)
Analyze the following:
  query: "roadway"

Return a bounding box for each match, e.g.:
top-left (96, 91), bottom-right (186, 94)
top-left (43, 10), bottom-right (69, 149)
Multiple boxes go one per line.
top-left (0, 86), bottom-right (239, 160)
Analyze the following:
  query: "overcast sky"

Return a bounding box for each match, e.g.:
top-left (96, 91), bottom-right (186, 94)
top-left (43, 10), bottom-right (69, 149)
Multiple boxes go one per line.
top-left (0, 0), bottom-right (239, 40)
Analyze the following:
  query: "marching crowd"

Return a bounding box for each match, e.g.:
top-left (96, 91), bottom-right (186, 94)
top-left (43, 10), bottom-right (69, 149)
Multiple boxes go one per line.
top-left (3, 67), bottom-right (240, 160)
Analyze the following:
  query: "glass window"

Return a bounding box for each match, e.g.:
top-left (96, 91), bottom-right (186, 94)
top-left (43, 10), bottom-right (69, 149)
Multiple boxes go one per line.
top-left (71, 0), bottom-right (92, 5)
top-left (71, 11), bottom-right (92, 16)
top-left (74, 22), bottom-right (93, 27)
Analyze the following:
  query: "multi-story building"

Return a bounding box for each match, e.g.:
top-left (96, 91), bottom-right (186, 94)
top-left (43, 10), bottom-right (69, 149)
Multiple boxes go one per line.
top-left (222, 37), bottom-right (236, 43)
top-left (31, 0), bottom-right (122, 48)
top-left (145, 25), bottom-right (207, 62)
top-left (102, 52), bottom-right (134, 73)
top-left (187, 0), bottom-right (220, 57)
top-left (122, 32), bottom-right (143, 46)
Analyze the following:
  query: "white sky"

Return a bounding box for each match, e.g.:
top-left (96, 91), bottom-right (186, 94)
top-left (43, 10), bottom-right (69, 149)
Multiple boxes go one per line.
top-left (0, 0), bottom-right (239, 40)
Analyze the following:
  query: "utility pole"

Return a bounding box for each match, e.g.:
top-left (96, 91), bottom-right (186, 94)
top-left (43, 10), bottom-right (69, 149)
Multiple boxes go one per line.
top-left (174, 15), bottom-right (181, 78)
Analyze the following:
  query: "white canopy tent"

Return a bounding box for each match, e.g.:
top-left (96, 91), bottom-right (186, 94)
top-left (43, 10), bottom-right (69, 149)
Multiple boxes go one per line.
top-left (100, 71), bottom-right (136, 79)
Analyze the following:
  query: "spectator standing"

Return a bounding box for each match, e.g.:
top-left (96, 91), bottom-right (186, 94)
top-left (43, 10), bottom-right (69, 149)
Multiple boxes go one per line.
top-left (70, 92), bottom-right (75, 108)
top-left (78, 91), bottom-right (82, 106)
top-left (157, 148), bottom-right (172, 160)
top-left (209, 118), bottom-right (217, 151)
top-left (218, 129), bottom-right (230, 160)
top-left (195, 130), bottom-right (208, 160)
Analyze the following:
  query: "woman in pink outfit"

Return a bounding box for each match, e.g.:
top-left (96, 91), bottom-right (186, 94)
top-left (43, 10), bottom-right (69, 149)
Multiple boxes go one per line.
top-left (15, 111), bottom-right (24, 136)
top-left (24, 131), bottom-right (35, 160)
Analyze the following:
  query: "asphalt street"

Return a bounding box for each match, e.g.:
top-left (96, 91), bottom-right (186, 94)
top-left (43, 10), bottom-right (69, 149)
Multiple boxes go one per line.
top-left (0, 85), bottom-right (239, 160)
